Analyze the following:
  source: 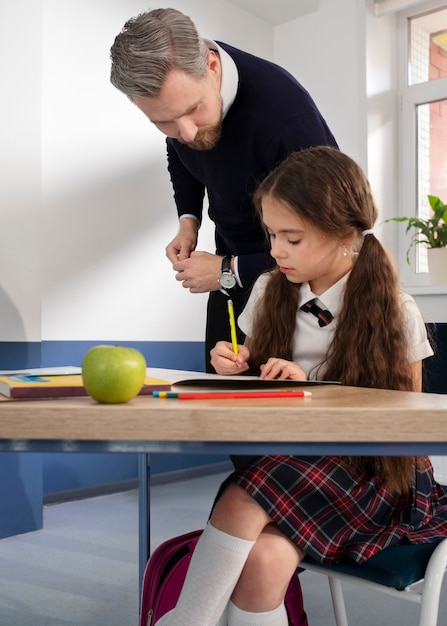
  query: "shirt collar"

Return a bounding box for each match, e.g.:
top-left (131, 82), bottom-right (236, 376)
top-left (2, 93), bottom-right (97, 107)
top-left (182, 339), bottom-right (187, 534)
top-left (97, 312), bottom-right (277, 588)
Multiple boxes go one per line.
top-left (299, 273), bottom-right (350, 318)
top-left (204, 39), bottom-right (239, 117)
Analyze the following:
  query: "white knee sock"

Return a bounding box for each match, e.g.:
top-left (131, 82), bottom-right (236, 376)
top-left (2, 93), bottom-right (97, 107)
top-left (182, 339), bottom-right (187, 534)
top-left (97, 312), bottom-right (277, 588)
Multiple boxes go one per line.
top-left (217, 604), bottom-right (229, 626)
top-left (160, 522), bottom-right (255, 626)
top-left (228, 600), bottom-right (289, 626)
top-left (155, 605), bottom-right (227, 626)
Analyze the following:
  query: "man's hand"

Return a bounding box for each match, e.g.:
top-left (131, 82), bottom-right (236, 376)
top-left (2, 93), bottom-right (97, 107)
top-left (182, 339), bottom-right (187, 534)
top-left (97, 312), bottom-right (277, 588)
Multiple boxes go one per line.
top-left (166, 217), bottom-right (199, 263)
top-left (173, 251), bottom-right (223, 293)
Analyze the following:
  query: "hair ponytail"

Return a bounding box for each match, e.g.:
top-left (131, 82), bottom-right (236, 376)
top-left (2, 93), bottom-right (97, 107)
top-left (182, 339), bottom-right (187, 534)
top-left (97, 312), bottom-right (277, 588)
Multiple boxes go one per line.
top-left (248, 269), bottom-right (299, 374)
top-left (323, 235), bottom-right (414, 391)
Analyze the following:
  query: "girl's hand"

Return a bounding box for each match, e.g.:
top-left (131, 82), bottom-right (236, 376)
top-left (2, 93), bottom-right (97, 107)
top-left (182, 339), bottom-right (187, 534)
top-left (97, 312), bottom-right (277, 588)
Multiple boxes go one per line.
top-left (259, 358), bottom-right (307, 381)
top-left (210, 341), bottom-right (250, 375)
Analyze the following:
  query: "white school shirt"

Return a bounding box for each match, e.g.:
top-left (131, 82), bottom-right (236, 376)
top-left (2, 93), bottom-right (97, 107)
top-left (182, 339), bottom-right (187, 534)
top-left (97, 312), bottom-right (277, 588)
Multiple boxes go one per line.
top-left (238, 272), bottom-right (433, 380)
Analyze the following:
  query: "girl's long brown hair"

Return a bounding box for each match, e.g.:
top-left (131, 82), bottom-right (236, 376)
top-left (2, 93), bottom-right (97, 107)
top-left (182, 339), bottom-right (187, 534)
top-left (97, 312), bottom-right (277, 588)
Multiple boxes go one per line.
top-left (249, 147), bottom-right (420, 495)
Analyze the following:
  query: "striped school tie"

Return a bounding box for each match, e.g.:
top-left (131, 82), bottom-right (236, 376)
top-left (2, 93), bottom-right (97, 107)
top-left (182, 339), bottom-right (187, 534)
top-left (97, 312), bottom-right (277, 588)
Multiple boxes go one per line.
top-left (300, 299), bottom-right (333, 327)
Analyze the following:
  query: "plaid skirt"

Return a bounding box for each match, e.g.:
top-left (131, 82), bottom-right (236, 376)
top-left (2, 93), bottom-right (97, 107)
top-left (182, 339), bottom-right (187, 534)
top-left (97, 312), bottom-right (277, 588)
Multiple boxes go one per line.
top-left (216, 455), bottom-right (447, 564)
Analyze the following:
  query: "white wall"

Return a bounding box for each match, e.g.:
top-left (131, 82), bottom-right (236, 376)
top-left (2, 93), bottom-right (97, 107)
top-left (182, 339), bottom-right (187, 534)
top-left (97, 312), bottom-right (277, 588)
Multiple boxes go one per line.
top-left (274, 0), bottom-right (368, 168)
top-left (273, 2), bottom-right (399, 261)
top-left (1, 0), bottom-right (446, 348)
top-left (0, 0), bottom-right (273, 345)
top-left (0, 2), bottom-right (42, 341)
top-left (365, 5), bottom-right (399, 256)
top-left (272, 0), bottom-right (404, 259)
top-left (40, 0), bottom-right (273, 342)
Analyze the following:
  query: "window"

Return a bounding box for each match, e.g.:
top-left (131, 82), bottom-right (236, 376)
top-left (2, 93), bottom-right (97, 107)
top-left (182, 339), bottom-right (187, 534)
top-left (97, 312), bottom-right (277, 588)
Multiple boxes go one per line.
top-left (398, 1), bottom-right (447, 285)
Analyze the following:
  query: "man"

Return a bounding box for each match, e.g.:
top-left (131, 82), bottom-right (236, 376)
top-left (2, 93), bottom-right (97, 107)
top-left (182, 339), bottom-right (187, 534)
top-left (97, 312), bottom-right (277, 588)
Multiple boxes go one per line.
top-left (110, 7), bottom-right (338, 372)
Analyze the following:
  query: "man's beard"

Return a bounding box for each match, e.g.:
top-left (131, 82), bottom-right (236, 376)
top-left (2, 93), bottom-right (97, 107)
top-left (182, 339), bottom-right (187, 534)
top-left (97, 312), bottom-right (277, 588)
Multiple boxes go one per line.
top-left (178, 97), bottom-right (224, 150)
top-left (179, 119), bottom-right (222, 151)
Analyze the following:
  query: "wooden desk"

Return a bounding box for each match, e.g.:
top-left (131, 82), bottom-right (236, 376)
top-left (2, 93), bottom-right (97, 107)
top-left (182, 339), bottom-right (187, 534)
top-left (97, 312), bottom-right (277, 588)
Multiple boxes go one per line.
top-left (2, 384), bottom-right (447, 449)
top-left (2, 384), bottom-right (447, 589)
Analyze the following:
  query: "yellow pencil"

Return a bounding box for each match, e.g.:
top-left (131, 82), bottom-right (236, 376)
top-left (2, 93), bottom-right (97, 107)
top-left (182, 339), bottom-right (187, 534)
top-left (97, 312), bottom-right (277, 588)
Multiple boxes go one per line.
top-left (227, 299), bottom-right (239, 355)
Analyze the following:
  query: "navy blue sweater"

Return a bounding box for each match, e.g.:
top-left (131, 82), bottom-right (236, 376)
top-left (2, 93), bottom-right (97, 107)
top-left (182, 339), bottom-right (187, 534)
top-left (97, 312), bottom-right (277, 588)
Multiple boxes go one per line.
top-left (167, 42), bottom-right (338, 288)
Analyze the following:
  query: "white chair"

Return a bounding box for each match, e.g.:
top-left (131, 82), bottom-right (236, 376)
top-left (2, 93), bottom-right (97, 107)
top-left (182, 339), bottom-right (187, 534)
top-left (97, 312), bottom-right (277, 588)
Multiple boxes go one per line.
top-left (301, 538), bottom-right (447, 626)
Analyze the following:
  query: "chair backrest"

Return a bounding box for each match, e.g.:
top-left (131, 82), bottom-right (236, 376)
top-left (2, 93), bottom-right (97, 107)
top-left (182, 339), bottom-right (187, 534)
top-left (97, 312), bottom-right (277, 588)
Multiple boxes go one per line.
top-left (424, 323), bottom-right (447, 394)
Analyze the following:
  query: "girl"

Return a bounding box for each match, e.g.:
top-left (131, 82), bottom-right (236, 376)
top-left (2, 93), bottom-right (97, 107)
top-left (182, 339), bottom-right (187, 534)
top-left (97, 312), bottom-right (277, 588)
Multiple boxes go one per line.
top-left (157, 147), bottom-right (447, 626)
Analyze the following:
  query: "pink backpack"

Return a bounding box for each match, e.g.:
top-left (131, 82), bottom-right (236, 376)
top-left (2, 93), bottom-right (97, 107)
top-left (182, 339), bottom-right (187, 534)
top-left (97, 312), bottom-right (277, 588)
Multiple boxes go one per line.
top-left (139, 529), bottom-right (308, 626)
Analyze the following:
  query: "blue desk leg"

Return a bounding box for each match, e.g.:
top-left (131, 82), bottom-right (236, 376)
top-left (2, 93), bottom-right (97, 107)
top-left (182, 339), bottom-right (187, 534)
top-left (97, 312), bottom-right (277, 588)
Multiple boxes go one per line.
top-left (138, 453), bottom-right (151, 601)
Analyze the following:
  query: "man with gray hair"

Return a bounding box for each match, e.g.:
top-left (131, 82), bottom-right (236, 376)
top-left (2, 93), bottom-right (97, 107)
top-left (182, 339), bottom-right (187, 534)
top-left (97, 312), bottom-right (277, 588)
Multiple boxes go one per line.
top-left (110, 7), bottom-right (337, 372)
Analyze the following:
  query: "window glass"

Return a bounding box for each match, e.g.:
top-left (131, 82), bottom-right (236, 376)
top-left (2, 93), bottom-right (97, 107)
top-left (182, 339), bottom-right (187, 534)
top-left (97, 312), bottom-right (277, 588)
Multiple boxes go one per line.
top-left (416, 98), bottom-right (447, 273)
top-left (409, 7), bottom-right (447, 86)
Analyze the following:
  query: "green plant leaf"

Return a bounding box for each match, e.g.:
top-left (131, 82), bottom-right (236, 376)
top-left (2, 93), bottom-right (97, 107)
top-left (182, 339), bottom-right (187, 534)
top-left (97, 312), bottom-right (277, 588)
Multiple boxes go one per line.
top-left (385, 194), bottom-right (447, 264)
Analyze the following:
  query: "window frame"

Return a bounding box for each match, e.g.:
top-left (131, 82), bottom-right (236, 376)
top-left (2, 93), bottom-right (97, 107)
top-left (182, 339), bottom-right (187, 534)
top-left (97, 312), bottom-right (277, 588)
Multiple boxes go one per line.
top-left (397, 0), bottom-right (447, 289)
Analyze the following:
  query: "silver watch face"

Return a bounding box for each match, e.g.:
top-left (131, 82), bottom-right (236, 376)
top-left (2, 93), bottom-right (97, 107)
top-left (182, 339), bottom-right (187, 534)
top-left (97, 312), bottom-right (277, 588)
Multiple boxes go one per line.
top-left (219, 272), bottom-right (236, 289)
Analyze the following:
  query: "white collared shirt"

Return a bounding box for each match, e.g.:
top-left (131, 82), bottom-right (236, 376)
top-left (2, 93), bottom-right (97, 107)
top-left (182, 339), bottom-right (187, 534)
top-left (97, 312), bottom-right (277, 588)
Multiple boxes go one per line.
top-left (238, 272), bottom-right (433, 380)
top-left (204, 39), bottom-right (239, 117)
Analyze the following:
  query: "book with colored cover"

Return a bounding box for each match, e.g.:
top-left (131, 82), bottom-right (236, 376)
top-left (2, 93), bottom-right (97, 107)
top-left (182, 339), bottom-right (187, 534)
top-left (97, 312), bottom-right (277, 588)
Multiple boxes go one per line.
top-left (0, 367), bottom-right (171, 399)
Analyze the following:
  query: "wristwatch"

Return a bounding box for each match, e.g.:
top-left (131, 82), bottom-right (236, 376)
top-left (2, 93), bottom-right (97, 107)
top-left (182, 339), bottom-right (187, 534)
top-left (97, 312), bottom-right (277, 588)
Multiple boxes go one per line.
top-left (219, 255), bottom-right (236, 290)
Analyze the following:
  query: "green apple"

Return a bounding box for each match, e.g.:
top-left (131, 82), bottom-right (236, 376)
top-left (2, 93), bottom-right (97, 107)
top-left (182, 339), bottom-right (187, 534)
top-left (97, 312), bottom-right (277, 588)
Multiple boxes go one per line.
top-left (82, 345), bottom-right (147, 403)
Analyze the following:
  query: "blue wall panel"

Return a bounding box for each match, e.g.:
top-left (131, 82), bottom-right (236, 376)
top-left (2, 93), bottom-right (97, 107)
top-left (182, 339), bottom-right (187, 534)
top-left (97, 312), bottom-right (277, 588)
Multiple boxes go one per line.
top-left (1, 344), bottom-right (44, 537)
top-left (0, 454), bottom-right (43, 539)
top-left (1, 339), bottom-right (207, 373)
top-left (42, 453), bottom-right (139, 493)
top-left (0, 342), bottom-right (41, 370)
top-left (41, 340), bottom-right (206, 372)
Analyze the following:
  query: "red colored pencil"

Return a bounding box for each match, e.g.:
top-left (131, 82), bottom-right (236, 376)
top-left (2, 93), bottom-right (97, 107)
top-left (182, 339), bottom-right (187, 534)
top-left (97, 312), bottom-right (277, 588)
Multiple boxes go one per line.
top-left (153, 390), bottom-right (311, 400)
